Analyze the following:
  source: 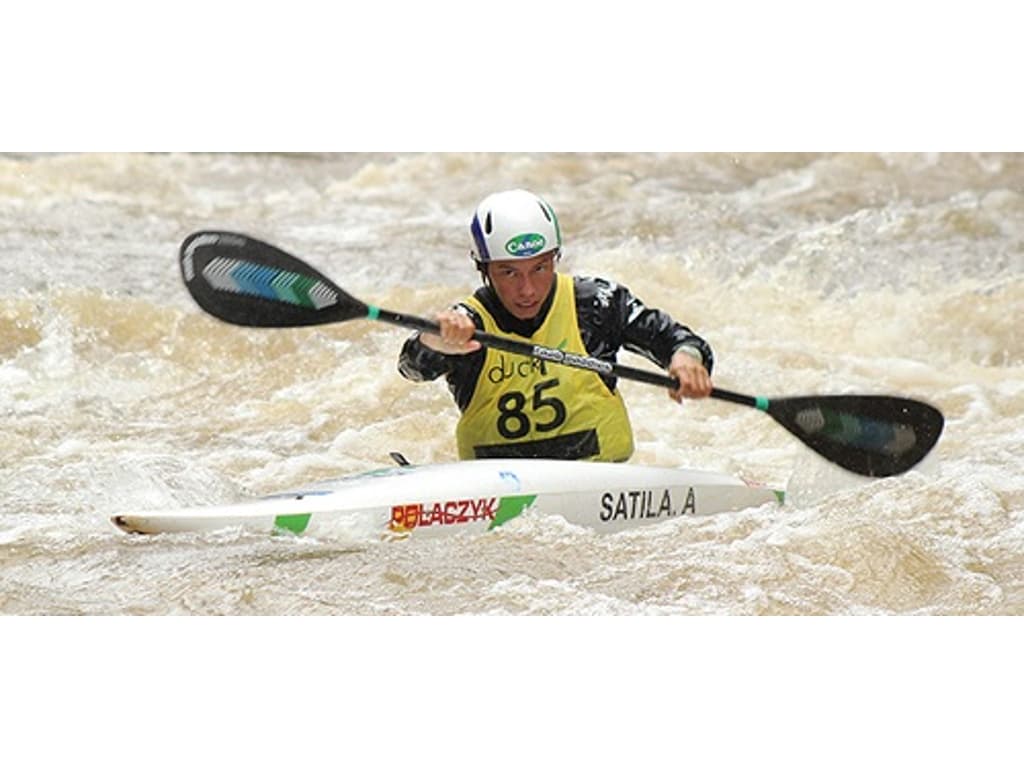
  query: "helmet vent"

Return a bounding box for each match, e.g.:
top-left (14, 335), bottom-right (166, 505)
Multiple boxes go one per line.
top-left (484, 212), bottom-right (493, 234)
top-left (537, 202), bottom-right (552, 222)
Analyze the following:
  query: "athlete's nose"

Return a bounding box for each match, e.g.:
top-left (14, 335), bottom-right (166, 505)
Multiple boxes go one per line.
top-left (519, 272), bottom-right (539, 299)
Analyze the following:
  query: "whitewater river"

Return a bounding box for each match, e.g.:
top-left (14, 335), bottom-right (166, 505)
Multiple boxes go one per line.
top-left (2, 152), bottom-right (1022, 616)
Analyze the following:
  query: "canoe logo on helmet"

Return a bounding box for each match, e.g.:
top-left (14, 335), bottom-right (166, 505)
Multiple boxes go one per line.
top-left (505, 233), bottom-right (547, 257)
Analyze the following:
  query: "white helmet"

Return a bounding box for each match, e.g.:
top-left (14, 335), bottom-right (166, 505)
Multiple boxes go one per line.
top-left (470, 189), bottom-right (562, 263)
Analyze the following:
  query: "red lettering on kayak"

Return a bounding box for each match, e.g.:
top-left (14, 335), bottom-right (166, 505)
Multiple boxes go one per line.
top-left (390, 504), bottom-right (421, 532)
top-left (389, 497), bottom-right (499, 533)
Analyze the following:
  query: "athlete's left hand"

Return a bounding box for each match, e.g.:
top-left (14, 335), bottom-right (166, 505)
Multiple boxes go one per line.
top-left (667, 351), bottom-right (712, 402)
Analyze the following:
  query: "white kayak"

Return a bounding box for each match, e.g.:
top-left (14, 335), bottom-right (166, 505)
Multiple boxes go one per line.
top-left (111, 458), bottom-right (783, 538)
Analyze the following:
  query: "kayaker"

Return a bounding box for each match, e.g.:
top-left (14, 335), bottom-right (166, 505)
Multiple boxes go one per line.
top-left (398, 189), bottom-right (713, 462)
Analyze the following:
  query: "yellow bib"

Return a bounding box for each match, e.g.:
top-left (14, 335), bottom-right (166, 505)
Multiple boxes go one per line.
top-left (456, 274), bottom-right (634, 462)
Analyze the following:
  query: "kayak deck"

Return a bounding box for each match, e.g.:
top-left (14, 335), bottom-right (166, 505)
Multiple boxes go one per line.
top-left (111, 458), bottom-right (783, 538)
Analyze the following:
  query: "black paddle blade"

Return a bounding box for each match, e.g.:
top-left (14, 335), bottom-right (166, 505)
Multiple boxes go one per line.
top-left (766, 395), bottom-right (945, 477)
top-left (179, 231), bottom-right (368, 327)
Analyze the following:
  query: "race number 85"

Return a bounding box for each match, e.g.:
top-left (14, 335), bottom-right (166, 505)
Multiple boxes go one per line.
top-left (497, 379), bottom-right (567, 439)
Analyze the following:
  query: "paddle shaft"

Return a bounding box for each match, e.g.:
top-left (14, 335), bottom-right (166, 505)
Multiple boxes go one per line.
top-left (377, 302), bottom-right (944, 476)
top-left (370, 305), bottom-right (757, 407)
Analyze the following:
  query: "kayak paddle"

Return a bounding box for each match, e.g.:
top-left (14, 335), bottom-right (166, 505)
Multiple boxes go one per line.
top-left (179, 231), bottom-right (945, 478)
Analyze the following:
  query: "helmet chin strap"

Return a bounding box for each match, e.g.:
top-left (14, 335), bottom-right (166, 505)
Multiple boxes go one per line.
top-left (476, 261), bottom-right (492, 290)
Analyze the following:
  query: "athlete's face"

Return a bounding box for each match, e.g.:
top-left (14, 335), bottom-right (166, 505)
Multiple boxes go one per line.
top-left (486, 251), bottom-right (558, 320)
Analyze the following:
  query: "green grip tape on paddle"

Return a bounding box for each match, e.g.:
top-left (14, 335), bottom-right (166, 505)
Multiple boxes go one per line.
top-left (755, 396), bottom-right (770, 412)
top-left (366, 305), bottom-right (380, 321)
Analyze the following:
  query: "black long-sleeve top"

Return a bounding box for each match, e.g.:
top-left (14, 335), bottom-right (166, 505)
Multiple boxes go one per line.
top-left (398, 276), bottom-right (714, 412)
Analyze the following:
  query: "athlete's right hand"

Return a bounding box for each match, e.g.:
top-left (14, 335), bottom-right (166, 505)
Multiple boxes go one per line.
top-left (419, 309), bottom-right (482, 355)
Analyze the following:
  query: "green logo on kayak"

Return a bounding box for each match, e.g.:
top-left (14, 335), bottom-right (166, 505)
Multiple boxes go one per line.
top-left (505, 233), bottom-right (547, 257)
top-left (489, 494), bottom-right (537, 530)
top-left (274, 513), bottom-right (311, 534)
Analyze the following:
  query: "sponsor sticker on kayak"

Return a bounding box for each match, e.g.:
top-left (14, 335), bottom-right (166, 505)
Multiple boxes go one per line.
top-left (390, 494), bottom-right (537, 532)
top-left (390, 497), bottom-right (497, 532)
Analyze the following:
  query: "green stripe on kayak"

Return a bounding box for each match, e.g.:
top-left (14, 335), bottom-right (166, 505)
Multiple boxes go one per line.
top-left (489, 494), bottom-right (537, 530)
top-left (274, 513), bottom-right (312, 534)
